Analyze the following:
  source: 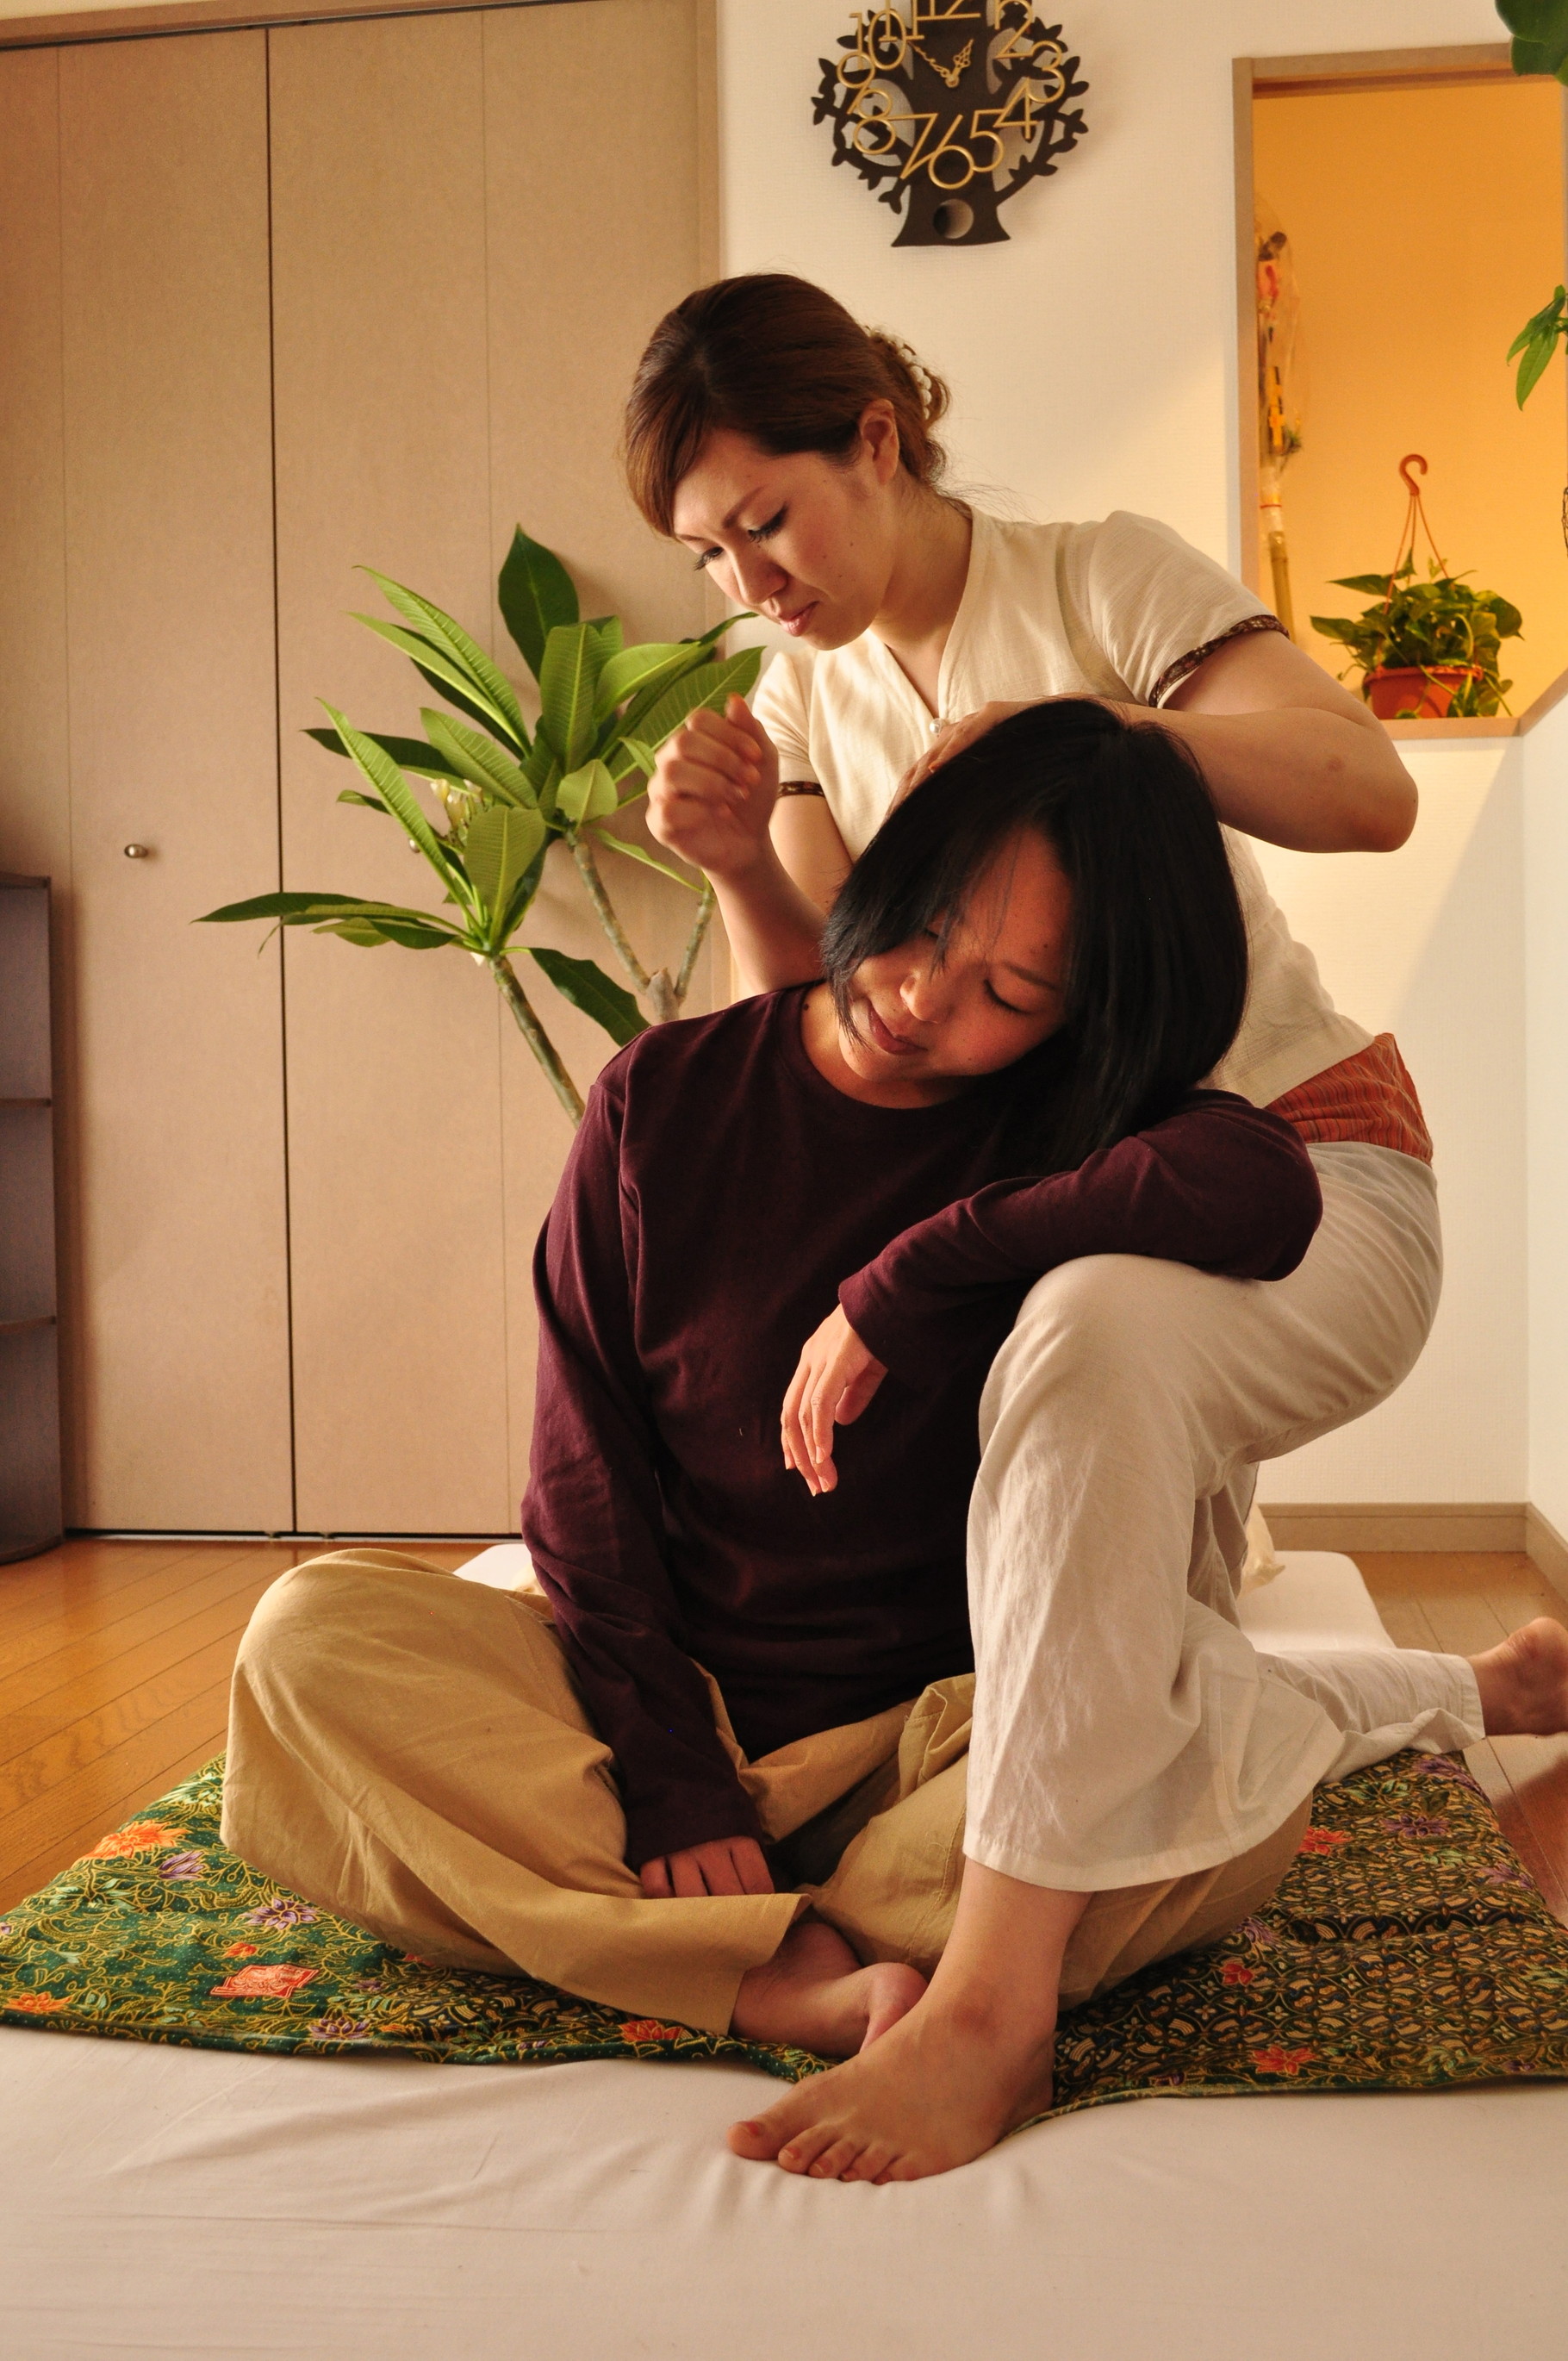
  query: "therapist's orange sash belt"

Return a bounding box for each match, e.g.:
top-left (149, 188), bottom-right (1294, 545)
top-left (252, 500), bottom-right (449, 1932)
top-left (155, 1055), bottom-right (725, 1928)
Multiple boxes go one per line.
top-left (1269, 1035), bottom-right (1433, 1165)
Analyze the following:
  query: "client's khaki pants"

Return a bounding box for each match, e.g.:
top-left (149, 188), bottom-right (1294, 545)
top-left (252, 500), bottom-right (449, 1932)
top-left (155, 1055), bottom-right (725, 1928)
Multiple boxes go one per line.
top-left (221, 1548), bottom-right (1310, 2036)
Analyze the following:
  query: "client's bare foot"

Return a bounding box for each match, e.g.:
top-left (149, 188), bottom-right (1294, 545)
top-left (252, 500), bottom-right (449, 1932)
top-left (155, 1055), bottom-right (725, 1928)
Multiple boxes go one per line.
top-left (731, 1917), bottom-right (926, 2058)
top-left (728, 1985), bottom-right (1055, 2183)
top-left (1470, 1617), bottom-right (1568, 1736)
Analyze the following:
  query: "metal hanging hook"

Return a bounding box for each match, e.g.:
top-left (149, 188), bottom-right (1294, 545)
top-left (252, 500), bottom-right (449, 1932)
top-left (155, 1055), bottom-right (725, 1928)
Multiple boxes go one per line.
top-left (1397, 452), bottom-right (1428, 496)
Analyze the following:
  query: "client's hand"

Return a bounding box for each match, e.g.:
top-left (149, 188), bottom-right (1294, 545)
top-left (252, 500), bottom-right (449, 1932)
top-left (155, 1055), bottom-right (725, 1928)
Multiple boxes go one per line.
top-left (781, 1305), bottom-right (888, 1497)
top-left (639, 1835), bottom-right (775, 1899)
top-left (647, 695), bottom-right (781, 882)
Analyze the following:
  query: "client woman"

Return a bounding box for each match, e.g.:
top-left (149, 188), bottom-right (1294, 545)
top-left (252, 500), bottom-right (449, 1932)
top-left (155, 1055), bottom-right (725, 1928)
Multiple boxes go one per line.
top-left (223, 708), bottom-right (1564, 2182)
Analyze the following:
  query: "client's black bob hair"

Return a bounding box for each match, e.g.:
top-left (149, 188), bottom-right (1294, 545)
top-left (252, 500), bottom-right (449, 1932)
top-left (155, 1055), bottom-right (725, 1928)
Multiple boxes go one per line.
top-left (821, 700), bottom-right (1248, 1175)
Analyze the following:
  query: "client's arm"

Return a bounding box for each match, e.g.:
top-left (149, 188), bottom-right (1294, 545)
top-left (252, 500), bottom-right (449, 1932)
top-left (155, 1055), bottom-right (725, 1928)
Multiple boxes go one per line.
top-left (782, 1093), bottom-right (1321, 1491)
top-left (843, 1092), bottom-right (1320, 1373)
top-left (524, 1072), bottom-right (769, 1885)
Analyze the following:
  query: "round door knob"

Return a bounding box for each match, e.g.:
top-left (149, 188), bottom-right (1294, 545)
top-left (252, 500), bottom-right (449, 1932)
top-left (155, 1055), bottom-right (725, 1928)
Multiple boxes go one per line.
top-left (123, 843), bottom-right (152, 859)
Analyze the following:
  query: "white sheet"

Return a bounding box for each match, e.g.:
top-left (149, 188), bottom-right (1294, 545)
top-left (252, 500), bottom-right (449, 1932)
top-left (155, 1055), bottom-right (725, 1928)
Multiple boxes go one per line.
top-left (5, 2030), bottom-right (1566, 2360)
top-left (5, 1554), bottom-right (1563, 2361)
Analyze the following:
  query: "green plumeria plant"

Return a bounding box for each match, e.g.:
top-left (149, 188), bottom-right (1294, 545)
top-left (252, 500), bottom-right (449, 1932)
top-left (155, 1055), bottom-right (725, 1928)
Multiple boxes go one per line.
top-left (202, 529), bottom-right (759, 1124)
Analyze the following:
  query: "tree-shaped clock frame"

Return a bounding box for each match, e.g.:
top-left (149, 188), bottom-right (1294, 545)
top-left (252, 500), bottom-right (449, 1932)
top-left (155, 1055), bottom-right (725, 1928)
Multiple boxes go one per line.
top-left (813, 3), bottom-right (1089, 248)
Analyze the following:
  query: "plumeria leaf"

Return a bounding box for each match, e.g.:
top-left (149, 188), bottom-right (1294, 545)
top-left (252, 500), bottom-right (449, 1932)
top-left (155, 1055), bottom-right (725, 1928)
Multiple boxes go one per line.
top-left (633, 648), bottom-right (763, 751)
top-left (498, 526), bottom-right (579, 680)
top-left (201, 889), bottom-right (370, 925)
top-left (526, 947), bottom-right (647, 1046)
top-left (609, 732), bottom-right (656, 798)
top-left (409, 658), bottom-right (508, 743)
top-left (594, 641), bottom-right (693, 722)
top-left (306, 726), bottom-right (464, 782)
top-left (360, 569), bottom-right (528, 744)
top-left (318, 915), bottom-right (454, 950)
top-left (556, 758), bottom-right (619, 826)
top-left (352, 615), bottom-right (526, 751)
top-left (198, 889), bottom-right (465, 938)
top-left (539, 623), bottom-right (602, 769)
top-left (464, 804), bottom-right (547, 936)
top-left (420, 710), bottom-right (537, 808)
top-left (592, 827), bottom-right (702, 891)
top-left (320, 705), bottom-right (476, 914)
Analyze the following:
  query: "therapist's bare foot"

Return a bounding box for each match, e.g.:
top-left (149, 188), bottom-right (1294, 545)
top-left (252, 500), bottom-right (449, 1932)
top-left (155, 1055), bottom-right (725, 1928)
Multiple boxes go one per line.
top-left (727, 1987), bottom-right (1055, 2182)
top-left (1470, 1617), bottom-right (1568, 1736)
top-left (731, 1917), bottom-right (926, 2059)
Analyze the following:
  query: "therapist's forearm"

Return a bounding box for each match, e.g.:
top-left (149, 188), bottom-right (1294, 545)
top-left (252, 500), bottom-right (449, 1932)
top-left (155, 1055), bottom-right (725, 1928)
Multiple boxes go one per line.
top-left (710, 843), bottom-right (827, 996)
top-left (1148, 703), bottom-right (1418, 853)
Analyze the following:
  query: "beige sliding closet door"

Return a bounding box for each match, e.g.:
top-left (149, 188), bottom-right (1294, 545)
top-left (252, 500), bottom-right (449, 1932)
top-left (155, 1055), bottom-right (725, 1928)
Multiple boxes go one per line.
top-left (271, 0), bottom-right (714, 1536)
top-left (270, 10), bottom-right (513, 1538)
top-left (0, 35), bottom-right (293, 1531)
top-left (0, 0), bottom-right (714, 1537)
top-left (484, 0), bottom-right (719, 1506)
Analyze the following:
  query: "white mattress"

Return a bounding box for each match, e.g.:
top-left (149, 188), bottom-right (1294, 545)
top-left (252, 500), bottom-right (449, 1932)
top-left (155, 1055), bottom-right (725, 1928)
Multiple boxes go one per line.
top-left (5, 1553), bottom-right (1565, 2361)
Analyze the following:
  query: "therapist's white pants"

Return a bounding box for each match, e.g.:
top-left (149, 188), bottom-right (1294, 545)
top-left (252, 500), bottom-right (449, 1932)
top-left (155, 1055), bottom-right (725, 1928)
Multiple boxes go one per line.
top-left (965, 1142), bottom-right (1483, 1892)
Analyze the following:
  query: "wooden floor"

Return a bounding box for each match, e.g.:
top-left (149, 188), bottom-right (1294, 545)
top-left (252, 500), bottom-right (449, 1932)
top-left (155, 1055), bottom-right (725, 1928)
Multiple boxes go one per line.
top-left (0, 1536), bottom-right (471, 1912)
top-left (1360, 1549), bottom-right (1568, 1922)
top-left (2, 1539), bottom-right (1567, 1918)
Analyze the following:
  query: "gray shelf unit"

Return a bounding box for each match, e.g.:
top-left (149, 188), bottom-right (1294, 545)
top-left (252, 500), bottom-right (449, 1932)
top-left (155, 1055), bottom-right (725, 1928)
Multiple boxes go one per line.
top-left (0, 875), bottom-right (63, 1563)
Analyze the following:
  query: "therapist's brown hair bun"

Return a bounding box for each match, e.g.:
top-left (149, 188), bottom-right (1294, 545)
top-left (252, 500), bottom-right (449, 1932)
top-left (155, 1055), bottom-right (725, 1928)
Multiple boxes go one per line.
top-left (624, 273), bottom-right (950, 533)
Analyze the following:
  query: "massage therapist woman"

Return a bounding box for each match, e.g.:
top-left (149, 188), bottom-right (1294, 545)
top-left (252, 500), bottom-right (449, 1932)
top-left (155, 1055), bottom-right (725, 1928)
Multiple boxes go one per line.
top-left (620, 274), bottom-right (1448, 2177)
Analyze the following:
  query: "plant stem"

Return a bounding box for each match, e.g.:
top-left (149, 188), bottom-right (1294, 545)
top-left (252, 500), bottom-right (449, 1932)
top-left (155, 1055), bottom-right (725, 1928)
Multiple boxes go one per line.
top-left (673, 881), bottom-right (717, 1010)
top-left (488, 955), bottom-right (584, 1126)
top-left (571, 837), bottom-right (650, 994)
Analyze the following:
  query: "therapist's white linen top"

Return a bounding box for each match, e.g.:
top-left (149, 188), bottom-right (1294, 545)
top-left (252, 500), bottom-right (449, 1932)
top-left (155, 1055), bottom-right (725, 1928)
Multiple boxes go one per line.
top-left (753, 508), bottom-right (1373, 1110)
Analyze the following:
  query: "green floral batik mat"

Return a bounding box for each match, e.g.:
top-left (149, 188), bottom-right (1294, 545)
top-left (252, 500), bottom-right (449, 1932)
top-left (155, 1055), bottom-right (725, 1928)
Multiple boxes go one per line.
top-left (3, 1749), bottom-right (1568, 2117)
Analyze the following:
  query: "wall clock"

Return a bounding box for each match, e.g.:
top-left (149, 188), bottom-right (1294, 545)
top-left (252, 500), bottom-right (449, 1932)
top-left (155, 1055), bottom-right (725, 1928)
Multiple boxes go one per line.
top-left (813, 3), bottom-right (1089, 247)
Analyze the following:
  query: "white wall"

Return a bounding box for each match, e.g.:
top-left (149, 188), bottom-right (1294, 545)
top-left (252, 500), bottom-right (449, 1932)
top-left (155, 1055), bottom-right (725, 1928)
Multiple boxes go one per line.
top-left (1254, 743), bottom-right (1527, 1505)
top-left (720, 0), bottom-right (1527, 1505)
top-left (718, 0), bottom-right (1504, 571)
top-left (1526, 697), bottom-right (1568, 1536)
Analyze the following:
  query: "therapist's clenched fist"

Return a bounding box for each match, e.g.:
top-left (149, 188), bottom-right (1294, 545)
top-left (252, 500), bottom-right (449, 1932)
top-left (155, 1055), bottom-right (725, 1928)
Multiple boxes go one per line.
top-left (648, 695), bottom-right (780, 881)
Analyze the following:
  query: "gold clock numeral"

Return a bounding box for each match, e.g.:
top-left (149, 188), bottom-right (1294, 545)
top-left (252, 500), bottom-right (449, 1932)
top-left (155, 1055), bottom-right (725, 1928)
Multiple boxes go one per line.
top-left (973, 78), bottom-right (1048, 150)
top-left (899, 109), bottom-right (978, 187)
top-left (867, 5), bottom-right (912, 69)
top-left (838, 13), bottom-right (874, 86)
top-left (992, 18), bottom-right (1068, 91)
top-left (964, 114), bottom-right (1005, 172)
top-left (839, 8), bottom-right (912, 85)
top-left (910, 0), bottom-right (981, 22)
top-left (845, 84), bottom-right (898, 158)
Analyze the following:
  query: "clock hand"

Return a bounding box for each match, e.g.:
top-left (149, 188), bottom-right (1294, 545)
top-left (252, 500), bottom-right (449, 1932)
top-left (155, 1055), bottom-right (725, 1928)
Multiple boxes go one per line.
top-left (915, 37), bottom-right (974, 90)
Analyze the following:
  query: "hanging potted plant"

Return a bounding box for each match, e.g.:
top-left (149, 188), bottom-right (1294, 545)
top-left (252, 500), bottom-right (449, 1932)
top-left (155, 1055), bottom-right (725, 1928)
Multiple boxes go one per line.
top-left (1311, 564), bottom-right (1521, 719)
top-left (1310, 455), bottom-right (1522, 720)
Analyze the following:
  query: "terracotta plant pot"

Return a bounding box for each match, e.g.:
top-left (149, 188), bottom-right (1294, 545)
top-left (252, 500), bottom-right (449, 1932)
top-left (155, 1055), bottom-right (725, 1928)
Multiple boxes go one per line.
top-left (1363, 664), bottom-right (1483, 720)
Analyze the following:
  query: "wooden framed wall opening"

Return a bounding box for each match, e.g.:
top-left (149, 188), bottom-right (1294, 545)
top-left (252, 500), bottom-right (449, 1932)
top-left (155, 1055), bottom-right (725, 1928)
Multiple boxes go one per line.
top-left (1234, 44), bottom-right (1568, 738)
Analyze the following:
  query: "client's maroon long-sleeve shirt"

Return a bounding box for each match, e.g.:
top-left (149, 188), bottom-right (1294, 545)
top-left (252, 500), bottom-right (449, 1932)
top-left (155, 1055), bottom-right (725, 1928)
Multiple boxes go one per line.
top-left (522, 987), bottom-right (1322, 1869)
